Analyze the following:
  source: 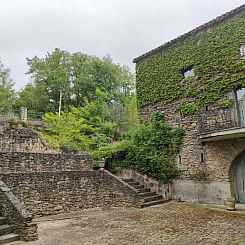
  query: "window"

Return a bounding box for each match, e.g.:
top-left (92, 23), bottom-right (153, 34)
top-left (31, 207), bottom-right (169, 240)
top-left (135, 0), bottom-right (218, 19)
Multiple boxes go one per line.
top-left (201, 153), bottom-right (204, 163)
top-left (240, 45), bottom-right (245, 57)
top-left (236, 88), bottom-right (245, 101)
top-left (236, 88), bottom-right (245, 125)
top-left (182, 66), bottom-right (195, 78)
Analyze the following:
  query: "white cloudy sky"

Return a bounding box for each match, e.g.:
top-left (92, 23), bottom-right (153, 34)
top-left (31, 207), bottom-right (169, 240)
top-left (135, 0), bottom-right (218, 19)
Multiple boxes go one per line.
top-left (0, 0), bottom-right (244, 90)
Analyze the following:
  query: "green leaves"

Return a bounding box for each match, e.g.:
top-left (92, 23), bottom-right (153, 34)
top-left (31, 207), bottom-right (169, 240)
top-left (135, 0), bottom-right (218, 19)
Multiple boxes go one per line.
top-left (26, 49), bottom-right (134, 112)
top-left (125, 112), bottom-right (185, 183)
top-left (0, 61), bottom-right (16, 113)
top-left (93, 112), bottom-right (185, 183)
top-left (15, 83), bottom-right (53, 114)
top-left (41, 88), bottom-right (121, 152)
top-left (136, 12), bottom-right (245, 112)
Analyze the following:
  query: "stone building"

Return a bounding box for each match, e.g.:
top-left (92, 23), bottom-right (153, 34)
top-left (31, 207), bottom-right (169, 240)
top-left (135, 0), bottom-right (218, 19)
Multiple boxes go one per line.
top-left (133, 5), bottom-right (245, 204)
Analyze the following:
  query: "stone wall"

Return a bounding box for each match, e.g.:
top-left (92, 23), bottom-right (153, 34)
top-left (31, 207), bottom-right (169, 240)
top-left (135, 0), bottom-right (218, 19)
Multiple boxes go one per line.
top-left (119, 169), bottom-right (172, 200)
top-left (140, 92), bottom-right (245, 204)
top-left (0, 122), bottom-right (54, 153)
top-left (140, 97), bottom-right (201, 180)
top-left (1, 170), bottom-right (142, 217)
top-left (0, 180), bottom-right (38, 241)
top-left (0, 152), bottom-right (94, 173)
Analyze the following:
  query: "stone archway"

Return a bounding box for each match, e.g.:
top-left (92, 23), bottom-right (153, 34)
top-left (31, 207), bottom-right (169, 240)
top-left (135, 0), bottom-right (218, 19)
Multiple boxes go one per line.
top-left (230, 152), bottom-right (245, 203)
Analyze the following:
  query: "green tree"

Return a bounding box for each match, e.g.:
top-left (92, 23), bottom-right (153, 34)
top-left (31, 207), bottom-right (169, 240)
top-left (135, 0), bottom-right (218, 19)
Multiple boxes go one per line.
top-left (41, 111), bottom-right (94, 152)
top-left (15, 83), bottom-right (54, 114)
top-left (26, 49), bottom-right (134, 112)
top-left (93, 112), bottom-right (185, 183)
top-left (26, 49), bottom-right (72, 112)
top-left (0, 60), bottom-right (15, 113)
top-left (41, 88), bottom-right (117, 152)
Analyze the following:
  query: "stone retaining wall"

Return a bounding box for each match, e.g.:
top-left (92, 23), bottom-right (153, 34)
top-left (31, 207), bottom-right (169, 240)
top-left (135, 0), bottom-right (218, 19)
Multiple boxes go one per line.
top-left (0, 180), bottom-right (38, 241)
top-left (0, 152), bottom-right (94, 173)
top-left (1, 170), bottom-right (142, 217)
top-left (0, 122), bottom-right (53, 153)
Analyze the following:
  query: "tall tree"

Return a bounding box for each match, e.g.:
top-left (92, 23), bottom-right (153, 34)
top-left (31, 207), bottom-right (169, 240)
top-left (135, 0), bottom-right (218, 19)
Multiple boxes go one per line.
top-left (15, 83), bottom-right (54, 114)
top-left (26, 49), bottom-right (134, 112)
top-left (0, 60), bottom-right (15, 113)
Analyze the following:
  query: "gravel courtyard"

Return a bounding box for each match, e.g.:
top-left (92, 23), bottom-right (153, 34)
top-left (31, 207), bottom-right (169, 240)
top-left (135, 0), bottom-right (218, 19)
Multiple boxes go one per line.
top-left (12, 202), bottom-right (245, 245)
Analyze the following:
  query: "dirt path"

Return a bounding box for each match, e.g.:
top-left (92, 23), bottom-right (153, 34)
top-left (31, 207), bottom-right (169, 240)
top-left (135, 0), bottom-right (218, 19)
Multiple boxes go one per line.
top-left (12, 202), bottom-right (245, 245)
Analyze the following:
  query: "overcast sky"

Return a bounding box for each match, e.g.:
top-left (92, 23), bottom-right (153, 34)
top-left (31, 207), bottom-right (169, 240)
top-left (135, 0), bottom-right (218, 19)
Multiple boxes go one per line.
top-left (0, 0), bottom-right (244, 90)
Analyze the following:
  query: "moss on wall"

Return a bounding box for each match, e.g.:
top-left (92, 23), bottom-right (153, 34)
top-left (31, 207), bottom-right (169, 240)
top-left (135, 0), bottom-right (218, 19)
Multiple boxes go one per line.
top-left (136, 12), bottom-right (245, 114)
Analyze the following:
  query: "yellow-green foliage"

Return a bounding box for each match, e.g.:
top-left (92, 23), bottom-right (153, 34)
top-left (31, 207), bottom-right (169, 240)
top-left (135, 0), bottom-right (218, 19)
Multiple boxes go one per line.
top-left (136, 12), bottom-right (245, 113)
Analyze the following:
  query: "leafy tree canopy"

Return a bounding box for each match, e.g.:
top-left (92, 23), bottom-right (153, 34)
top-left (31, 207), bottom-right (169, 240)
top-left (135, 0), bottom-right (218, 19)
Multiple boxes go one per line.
top-left (41, 88), bottom-right (118, 152)
top-left (0, 60), bottom-right (16, 112)
top-left (15, 83), bottom-right (53, 114)
top-left (26, 49), bottom-right (134, 113)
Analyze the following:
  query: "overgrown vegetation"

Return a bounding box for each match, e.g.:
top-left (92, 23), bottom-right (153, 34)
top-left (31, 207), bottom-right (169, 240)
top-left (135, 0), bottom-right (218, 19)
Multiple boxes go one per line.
top-left (0, 61), bottom-right (16, 113)
top-left (41, 88), bottom-right (136, 152)
top-left (136, 12), bottom-right (245, 113)
top-left (0, 50), bottom-right (184, 184)
top-left (93, 112), bottom-right (185, 183)
top-left (16, 49), bottom-right (134, 114)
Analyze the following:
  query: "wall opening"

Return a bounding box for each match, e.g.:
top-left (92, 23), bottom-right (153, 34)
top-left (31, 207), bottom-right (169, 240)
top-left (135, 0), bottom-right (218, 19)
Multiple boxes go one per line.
top-left (230, 152), bottom-right (245, 203)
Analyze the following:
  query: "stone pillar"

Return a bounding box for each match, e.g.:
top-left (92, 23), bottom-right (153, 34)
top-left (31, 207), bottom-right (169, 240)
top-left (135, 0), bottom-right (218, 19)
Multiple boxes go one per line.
top-left (19, 107), bottom-right (28, 121)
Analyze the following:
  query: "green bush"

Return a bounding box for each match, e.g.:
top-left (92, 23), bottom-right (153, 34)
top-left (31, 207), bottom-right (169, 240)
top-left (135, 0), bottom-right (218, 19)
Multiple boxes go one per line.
top-left (94, 112), bottom-right (185, 183)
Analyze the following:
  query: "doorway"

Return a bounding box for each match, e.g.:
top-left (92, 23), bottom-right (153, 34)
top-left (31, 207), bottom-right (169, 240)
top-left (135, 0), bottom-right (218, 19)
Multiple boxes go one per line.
top-left (233, 157), bottom-right (245, 203)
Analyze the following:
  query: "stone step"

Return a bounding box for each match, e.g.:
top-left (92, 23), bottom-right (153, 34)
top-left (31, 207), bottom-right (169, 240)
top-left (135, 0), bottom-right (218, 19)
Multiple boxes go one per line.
top-left (0, 225), bottom-right (13, 236)
top-left (132, 184), bottom-right (145, 189)
top-left (0, 233), bottom-right (20, 245)
top-left (141, 199), bottom-right (166, 208)
top-left (136, 188), bottom-right (150, 194)
top-left (126, 182), bottom-right (139, 186)
top-left (144, 195), bottom-right (163, 203)
top-left (0, 218), bottom-right (6, 226)
top-left (122, 178), bottom-right (134, 183)
top-left (138, 192), bottom-right (157, 198)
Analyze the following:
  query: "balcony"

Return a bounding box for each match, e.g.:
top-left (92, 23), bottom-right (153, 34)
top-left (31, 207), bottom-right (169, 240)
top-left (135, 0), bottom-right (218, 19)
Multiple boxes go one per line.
top-left (197, 99), bottom-right (245, 142)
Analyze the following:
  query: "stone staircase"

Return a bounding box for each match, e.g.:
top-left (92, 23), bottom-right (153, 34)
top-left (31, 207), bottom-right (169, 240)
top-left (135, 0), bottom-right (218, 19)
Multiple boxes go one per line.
top-left (122, 178), bottom-right (166, 207)
top-left (0, 216), bottom-right (19, 245)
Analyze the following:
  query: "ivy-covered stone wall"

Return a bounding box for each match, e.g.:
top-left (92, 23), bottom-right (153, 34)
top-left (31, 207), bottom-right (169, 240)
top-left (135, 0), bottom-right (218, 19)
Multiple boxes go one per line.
top-left (136, 8), bottom-right (245, 203)
top-left (136, 11), bottom-right (245, 114)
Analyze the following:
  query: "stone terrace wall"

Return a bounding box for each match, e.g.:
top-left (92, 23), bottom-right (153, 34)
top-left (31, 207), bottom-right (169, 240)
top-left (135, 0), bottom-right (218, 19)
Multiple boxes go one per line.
top-left (0, 180), bottom-right (38, 241)
top-left (0, 122), bottom-right (54, 153)
top-left (0, 152), bottom-right (94, 173)
top-left (1, 170), bottom-right (142, 217)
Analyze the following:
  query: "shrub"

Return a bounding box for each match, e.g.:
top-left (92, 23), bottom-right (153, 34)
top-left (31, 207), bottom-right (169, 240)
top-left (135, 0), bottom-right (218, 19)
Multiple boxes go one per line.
top-left (94, 112), bottom-right (185, 183)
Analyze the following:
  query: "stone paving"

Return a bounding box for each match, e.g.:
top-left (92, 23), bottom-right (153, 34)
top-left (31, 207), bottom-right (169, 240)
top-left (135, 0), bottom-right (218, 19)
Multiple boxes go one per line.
top-left (12, 202), bottom-right (245, 245)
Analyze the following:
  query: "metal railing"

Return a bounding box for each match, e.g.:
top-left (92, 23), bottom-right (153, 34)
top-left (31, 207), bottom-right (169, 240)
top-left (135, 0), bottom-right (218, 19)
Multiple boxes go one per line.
top-left (0, 109), bottom-right (20, 122)
top-left (197, 100), bottom-right (245, 135)
top-left (0, 108), bottom-right (43, 122)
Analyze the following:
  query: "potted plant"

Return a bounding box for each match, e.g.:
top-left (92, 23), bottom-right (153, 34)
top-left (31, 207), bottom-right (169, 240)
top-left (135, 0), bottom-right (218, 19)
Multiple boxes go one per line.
top-left (224, 197), bottom-right (236, 211)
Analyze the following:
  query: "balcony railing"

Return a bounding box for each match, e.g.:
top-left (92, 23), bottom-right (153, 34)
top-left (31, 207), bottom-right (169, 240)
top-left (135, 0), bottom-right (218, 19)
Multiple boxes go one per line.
top-left (197, 100), bottom-right (245, 136)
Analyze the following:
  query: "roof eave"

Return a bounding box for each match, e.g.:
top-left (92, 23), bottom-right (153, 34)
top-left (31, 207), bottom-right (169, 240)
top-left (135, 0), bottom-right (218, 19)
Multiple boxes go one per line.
top-left (133, 4), bottom-right (245, 64)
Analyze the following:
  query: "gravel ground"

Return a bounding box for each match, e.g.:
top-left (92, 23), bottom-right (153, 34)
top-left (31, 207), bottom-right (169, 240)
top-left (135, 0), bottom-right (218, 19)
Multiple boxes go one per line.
top-left (12, 201), bottom-right (245, 245)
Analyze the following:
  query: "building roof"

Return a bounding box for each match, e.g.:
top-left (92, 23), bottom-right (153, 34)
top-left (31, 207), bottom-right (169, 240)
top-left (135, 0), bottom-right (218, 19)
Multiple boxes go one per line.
top-left (133, 4), bottom-right (245, 63)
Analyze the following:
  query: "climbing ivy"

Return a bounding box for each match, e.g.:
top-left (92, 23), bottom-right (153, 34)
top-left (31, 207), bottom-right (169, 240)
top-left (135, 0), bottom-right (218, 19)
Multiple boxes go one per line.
top-left (219, 99), bottom-right (235, 109)
top-left (136, 12), bottom-right (245, 112)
